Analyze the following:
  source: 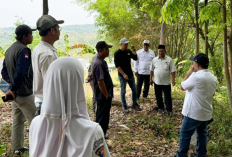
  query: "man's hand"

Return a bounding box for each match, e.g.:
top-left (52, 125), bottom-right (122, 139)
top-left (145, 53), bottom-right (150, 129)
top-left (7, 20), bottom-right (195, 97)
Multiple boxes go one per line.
top-left (150, 80), bottom-right (154, 86)
top-left (5, 88), bottom-right (15, 101)
top-left (172, 80), bottom-right (176, 86)
top-left (123, 74), bottom-right (129, 80)
top-left (188, 66), bottom-right (195, 75)
top-left (85, 77), bottom-right (91, 83)
top-left (105, 93), bottom-right (109, 99)
top-left (131, 46), bottom-right (136, 51)
top-left (135, 72), bottom-right (138, 77)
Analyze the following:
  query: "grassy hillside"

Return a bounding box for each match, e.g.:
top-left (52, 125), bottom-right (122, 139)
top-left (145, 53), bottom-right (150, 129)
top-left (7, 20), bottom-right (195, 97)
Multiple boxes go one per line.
top-left (0, 24), bottom-right (99, 50)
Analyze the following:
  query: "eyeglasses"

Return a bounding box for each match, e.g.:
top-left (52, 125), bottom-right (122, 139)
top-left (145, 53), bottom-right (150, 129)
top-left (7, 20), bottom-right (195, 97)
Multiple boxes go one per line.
top-left (59, 27), bottom-right (62, 31)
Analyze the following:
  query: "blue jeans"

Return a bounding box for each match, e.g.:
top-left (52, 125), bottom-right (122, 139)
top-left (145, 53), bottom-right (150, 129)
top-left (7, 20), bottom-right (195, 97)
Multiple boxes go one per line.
top-left (177, 116), bottom-right (208, 157)
top-left (118, 75), bottom-right (137, 107)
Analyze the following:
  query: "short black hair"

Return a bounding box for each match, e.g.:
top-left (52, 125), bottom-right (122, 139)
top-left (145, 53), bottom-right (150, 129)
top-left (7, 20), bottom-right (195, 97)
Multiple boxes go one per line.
top-left (15, 33), bottom-right (30, 41)
top-left (196, 62), bottom-right (208, 69)
top-left (38, 24), bottom-right (58, 37)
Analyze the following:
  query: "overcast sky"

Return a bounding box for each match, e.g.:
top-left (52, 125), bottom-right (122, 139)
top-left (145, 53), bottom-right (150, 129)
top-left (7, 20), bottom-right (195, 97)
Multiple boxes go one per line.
top-left (0, 0), bottom-right (96, 28)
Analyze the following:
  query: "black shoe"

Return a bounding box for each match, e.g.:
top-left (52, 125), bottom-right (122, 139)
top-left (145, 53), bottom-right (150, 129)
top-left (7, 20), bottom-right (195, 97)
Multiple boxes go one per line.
top-left (122, 105), bottom-right (129, 113)
top-left (107, 143), bottom-right (112, 149)
top-left (105, 134), bottom-right (109, 139)
top-left (14, 148), bottom-right (29, 155)
top-left (167, 111), bottom-right (172, 116)
top-left (132, 104), bottom-right (142, 111)
top-left (158, 109), bottom-right (164, 114)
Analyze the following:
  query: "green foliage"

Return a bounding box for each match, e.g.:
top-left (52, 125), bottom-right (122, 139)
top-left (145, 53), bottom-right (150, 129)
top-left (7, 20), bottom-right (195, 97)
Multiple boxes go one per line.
top-left (64, 34), bottom-right (71, 54)
top-left (0, 144), bottom-right (6, 155)
top-left (75, 0), bottom-right (162, 56)
top-left (207, 86), bottom-right (232, 156)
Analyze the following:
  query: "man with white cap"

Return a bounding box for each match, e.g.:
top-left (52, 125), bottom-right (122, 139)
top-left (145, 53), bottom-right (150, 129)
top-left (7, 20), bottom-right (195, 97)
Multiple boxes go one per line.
top-left (32, 15), bottom-right (64, 115)
top-left (134, 40), bottom-right (155, 99)
top-left (114, 38), bottom-right (142, 113)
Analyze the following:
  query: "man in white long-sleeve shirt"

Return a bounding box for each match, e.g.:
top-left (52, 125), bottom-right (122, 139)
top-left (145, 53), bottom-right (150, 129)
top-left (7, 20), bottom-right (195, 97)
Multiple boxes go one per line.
top-left (134, 40), bottom-right (155, 99)
top-left (32, 15), bottom-right (64, 115)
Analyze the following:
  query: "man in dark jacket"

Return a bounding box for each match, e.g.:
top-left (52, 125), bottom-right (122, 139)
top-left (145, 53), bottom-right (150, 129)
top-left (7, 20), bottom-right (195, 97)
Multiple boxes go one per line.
top-left (1, 24), bottom-right (36, 156)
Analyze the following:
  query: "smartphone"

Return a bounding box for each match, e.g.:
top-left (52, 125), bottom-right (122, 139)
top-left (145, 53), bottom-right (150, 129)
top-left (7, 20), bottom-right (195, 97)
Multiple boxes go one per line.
top-left (2, 95), bottom-right (14, 102)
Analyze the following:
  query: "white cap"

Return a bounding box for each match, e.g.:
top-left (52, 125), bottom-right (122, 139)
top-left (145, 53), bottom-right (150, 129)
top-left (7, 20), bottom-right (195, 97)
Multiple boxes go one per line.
top-left (120, 38), bottom-right (130, 44)
top-left (143, 40), bottom-right (150, 45)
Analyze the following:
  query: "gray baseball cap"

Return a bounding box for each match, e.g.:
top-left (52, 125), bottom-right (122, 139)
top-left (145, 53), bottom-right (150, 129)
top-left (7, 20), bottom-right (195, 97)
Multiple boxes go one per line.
top-left (36, 15), bottom-right (64, 31)
top-left (120, 38), bottom-right (129, 44)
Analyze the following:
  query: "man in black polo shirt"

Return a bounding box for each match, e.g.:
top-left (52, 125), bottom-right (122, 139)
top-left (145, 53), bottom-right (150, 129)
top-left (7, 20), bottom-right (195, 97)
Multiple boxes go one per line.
top-left (114, 38), bottom-right (142, 113)
top-left (93, 41), bottom-right (113, 149)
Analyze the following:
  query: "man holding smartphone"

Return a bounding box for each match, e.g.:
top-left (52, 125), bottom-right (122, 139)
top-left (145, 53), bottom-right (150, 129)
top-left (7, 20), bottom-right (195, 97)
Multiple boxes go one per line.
top-left (1, 24), bottom-right (36, 155)
top-left (114, 38), bottom-right (142, 113)
top-left (93, 41), bottom-right (113, 149)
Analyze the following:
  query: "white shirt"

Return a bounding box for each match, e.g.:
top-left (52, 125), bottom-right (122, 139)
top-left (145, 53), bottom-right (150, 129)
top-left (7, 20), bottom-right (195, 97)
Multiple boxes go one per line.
top-left (92, 125), bottom-right (111, 157)
top-left (134, 49), bottom-right (155, 75)
top-left (181, 69), bottom-right (218, 121)
top-left (150, 56), bottom-right (177, 85)
top-left (32, 41), bottom-right (58, 104)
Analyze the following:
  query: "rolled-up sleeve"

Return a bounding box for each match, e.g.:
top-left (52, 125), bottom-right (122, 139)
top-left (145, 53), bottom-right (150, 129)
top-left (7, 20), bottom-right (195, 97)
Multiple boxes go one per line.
top-left (181, 73), bottom-right (196, 90)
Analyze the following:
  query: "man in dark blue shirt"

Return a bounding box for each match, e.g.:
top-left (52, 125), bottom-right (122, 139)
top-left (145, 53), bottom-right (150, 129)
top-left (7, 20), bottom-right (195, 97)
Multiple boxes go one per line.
top-left (93, 41), bottom-right (113, 149)
top-left (1, 25), bottom-right (36, 155)
top-left (114, 38), bottom-right (142, 113)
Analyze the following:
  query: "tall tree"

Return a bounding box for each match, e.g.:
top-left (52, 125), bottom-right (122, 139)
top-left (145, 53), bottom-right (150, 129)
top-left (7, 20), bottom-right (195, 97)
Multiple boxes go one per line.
top-left (224, 0), bottom-right (232, 113)
top-left (43, 0), bottom-right (49, 15)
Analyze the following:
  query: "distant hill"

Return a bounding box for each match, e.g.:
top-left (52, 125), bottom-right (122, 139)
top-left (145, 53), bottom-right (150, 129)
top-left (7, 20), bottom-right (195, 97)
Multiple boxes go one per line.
top-left (0, 24), bottom-right (99, 50)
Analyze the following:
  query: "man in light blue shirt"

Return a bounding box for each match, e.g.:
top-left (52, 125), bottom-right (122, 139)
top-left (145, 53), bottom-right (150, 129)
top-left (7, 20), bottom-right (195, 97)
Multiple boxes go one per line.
top-left (134, 40), bottom-right (155, 99)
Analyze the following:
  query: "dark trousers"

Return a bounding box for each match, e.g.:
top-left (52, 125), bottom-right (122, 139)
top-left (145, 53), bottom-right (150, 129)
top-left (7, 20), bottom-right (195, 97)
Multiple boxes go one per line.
top-left (137, 74), bottom-right (150, 99)
top-left (96, 97), bottom-right (112, 135)
top-left (154, 84), bottom-right (172, 112)
top-left (177, 117), bottom-right (208, 157)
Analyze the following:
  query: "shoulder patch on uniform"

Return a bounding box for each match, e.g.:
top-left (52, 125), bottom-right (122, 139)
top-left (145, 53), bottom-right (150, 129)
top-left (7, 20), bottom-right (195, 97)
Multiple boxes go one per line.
top-left (95, 145), bottom-right (105, 157)
top-left (93, 137), bottom-right (103, 150)
top-left (25, 54), bottom-right (29, 58)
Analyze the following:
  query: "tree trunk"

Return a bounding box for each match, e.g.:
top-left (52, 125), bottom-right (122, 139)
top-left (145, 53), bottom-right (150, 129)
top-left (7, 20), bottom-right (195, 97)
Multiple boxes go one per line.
top-left (205, 0), bottom-right (208, 56)
top-left (195, 0), bottom-right (199, 54)
top-left (160, 22), bottom-right (166, 45)
top-left (223, 0), bottom-right (232, 113)
top-left (228, 0), bottom-right (232, 113)
top-left (43, 0), bottom-right (49, 15)
top-left (160, 0), bottom-right (167, 46)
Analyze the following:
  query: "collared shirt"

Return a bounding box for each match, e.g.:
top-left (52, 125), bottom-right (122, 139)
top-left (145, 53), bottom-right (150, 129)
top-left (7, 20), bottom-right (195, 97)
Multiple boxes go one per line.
top-left (150, 56), bottom-right (177, 85)
top-left (114, 49), bottom-right (137, 78)
top-left (134, 49), bottom-right (155, 75)
top-left (181, 69), bottom-right (218, 121)
top-left (93, 54), bottom-right (113, 102)
top-left (32, 41), bottom-right (58, 104)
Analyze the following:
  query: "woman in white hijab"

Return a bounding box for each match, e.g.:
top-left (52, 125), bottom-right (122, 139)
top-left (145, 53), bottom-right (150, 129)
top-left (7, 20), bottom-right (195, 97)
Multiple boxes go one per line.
top-left (29, 57), bottom-right (110, 157)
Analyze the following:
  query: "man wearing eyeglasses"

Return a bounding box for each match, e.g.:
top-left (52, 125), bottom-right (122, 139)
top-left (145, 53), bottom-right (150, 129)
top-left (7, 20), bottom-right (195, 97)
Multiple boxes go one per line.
top-left (32, 15), bottom-right (64, 115)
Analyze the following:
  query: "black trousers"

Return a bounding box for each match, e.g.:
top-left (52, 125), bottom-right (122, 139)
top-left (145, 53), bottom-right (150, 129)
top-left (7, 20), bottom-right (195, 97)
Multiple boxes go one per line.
top-left (137, 74), bottom-right (150, 99)
top-left (154, 84), bottom-right (172, 112)
top-left (96, 97), bottom-right (112, 135)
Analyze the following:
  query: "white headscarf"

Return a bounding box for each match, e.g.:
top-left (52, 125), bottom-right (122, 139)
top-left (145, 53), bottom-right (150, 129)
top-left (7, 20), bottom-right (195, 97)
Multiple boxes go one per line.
top-left (29, 57), bottom-right (98, 157)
